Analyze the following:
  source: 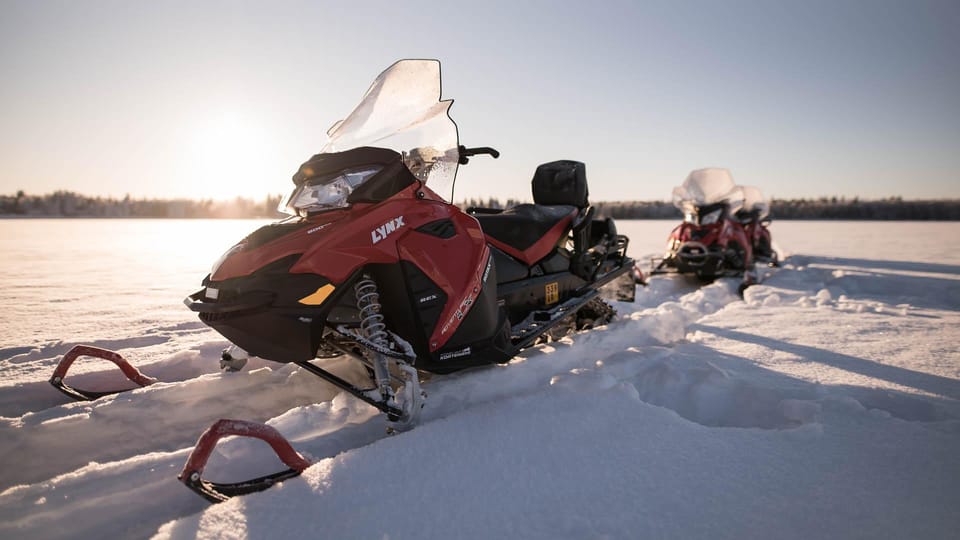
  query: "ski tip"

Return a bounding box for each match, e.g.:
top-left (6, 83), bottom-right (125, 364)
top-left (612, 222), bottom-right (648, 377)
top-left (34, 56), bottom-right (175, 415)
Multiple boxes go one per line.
top-left (631, 265), bottom-right (648, 286)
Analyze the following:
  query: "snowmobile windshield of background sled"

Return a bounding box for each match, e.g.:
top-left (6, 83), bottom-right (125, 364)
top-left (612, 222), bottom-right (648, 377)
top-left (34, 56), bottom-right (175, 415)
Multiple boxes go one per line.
top-left (739, 185), bottom-right (770, 220)
top-left (672, 168), bottom-right (745, 222)
top-left (317, 59), bottom-right (460, 202)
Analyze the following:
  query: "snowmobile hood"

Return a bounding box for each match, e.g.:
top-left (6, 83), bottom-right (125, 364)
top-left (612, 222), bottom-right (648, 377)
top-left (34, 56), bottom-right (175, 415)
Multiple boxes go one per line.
top-left (208, 215), bottom-right (342, 282)
top-left (210, 182), bottom-right (449, 284)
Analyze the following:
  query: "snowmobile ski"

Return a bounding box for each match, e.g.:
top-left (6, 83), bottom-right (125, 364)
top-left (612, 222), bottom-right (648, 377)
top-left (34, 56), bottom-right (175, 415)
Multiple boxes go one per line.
top-left (178, 419), bottom-right (312, 503)
top-left (49, 345), bottom-right (157, 401)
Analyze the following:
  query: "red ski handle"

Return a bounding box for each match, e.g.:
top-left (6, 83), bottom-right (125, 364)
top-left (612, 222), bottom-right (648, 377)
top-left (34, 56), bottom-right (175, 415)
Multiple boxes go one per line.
top-left (179, 419), bottom-right (312, 503)
top-left (49, 345), bottom-right (157, 401)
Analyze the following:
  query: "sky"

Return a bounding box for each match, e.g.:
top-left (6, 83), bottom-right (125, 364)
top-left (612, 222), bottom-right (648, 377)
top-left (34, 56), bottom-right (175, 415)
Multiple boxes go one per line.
top-left (1, 0), bottom-right (958, 203)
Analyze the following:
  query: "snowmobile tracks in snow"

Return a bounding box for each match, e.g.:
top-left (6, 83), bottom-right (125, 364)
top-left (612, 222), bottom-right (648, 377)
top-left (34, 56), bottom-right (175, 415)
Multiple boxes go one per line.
top-left (170, 272), bottom-right (757, 503)
top-left (1, 267), bottom-right (768, 539)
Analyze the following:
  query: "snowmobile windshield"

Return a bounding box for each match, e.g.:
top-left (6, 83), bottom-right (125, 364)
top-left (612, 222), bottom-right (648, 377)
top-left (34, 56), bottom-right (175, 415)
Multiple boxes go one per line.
top-left (739, 185), bottom-right (770, 220)
top-left (672, 168), bottom-right (744, 215)
top-left (317, 59), bottom-right (460, 202)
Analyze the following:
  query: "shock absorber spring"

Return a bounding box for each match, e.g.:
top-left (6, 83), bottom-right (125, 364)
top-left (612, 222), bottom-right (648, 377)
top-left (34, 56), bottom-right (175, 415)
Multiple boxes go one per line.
top-left (354, 274), bottom-right (392, 398)
top-left (354, 275), bottom-right (387, 347)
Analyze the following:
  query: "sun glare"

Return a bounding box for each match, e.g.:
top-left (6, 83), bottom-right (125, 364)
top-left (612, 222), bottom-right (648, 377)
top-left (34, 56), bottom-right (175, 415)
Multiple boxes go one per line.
top-left (189, 112), bottom-right (280, 201)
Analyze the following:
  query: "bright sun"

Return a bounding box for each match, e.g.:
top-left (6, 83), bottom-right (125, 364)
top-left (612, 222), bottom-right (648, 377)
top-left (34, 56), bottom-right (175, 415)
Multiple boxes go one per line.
top-left (189, 112), bottom-right (281, 201)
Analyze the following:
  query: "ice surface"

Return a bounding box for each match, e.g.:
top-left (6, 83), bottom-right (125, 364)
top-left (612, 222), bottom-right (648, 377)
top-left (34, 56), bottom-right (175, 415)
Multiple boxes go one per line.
top-left (0, 219), bottom-right (958, 540)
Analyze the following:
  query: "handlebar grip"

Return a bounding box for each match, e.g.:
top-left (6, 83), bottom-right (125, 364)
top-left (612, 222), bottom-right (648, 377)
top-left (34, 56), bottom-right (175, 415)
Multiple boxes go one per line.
top-left (458, 145), bottom-right (500, 164)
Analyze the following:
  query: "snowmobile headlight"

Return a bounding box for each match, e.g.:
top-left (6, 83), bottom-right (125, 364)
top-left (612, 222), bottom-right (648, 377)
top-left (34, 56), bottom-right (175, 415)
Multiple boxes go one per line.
top-left (700, 208), bottom-right (723, 225)
top-left (291, 177), bottom-right (352, 211)
top-left (683, 211), bottom-right (697, 224)
top-left (281, 166), bottom-right (382, 215)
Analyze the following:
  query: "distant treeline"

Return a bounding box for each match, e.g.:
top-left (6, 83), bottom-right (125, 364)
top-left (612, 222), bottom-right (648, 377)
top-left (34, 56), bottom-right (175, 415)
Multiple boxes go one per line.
top-left (0, 190), bottom-right (286, 218)
top-left (464, 196), bottom-right (960, 220)
top-left (2, 191), bottom-right (959, 220)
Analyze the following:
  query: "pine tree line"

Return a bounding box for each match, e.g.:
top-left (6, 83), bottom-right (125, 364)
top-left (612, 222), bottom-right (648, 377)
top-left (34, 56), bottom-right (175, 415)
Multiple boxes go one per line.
top-left (0, 191), bottom-right (286, 218)
top-left (463, 197), bottom-right (960, 220)
top-left (3, 191), bottom-right (959, 220)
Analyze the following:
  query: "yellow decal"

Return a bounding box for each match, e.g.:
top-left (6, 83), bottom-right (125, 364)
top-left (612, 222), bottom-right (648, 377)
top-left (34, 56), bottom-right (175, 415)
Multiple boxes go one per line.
top-left (545, 282), bottom-right (559, 305)
top-left (298, 284), bottom-right (336, 305)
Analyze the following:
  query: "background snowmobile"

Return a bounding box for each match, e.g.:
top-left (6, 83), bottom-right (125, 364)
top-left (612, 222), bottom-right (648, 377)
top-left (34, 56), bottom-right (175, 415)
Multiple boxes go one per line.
top-left (642, 168), bottom-right (753, 285)
top-left (736, 185), bottom-right (778, 267)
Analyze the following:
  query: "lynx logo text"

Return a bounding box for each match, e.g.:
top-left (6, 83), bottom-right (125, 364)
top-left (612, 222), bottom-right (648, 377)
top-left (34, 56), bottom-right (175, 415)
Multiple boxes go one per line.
top-left (371, 216), bottom-right (405, 244)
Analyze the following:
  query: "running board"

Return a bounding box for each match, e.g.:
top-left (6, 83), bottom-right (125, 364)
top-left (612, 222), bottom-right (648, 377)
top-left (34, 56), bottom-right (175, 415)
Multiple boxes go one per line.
top-left (589, 257), bottom-right (634, 290)
top-left (509, 261), bottom-right (633, 350)
top-left (179, 419), bottom-right (311, 503)
top-left (49, 345), bottom-right (157, 401)
top-left (510, 290), bottom-right (600, 350)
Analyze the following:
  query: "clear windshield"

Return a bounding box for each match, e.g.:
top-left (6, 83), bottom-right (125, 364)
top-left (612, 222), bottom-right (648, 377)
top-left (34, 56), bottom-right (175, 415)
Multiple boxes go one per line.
top-left (672, 168), bottom-right (744, 214)
top-left (320, 59), bottom-right (461, 201)
top-left (739, 185), bottom-right (770, 219)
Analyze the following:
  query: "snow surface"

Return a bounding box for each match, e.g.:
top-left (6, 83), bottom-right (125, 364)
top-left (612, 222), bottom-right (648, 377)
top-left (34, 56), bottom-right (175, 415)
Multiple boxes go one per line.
top-left (1, 219), bottom-right (959, 539)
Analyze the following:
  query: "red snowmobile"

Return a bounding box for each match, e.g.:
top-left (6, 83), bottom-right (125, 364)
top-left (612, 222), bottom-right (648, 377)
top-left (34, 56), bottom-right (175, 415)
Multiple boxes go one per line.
top-left (642, 168), bottom-right (754, 285)
top-left (49, 60), bottom-right (633, 502)
top-left (736, 185), bottom-right (778, 267)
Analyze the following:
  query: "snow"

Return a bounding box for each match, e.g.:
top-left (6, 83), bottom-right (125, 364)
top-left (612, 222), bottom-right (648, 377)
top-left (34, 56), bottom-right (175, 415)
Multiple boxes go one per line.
top-left (1, 219), bottom-right (959, 539)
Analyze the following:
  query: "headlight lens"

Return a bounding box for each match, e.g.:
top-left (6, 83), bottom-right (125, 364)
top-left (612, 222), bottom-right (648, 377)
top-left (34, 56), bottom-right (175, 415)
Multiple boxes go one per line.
top-left (280, 166), bottom-right (382, 215)
top-left (290, 177), bottom-right (353, 210)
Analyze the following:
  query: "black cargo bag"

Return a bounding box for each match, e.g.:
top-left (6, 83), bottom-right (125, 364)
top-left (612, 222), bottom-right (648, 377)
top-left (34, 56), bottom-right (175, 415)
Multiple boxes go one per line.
top-left (531, 160), bottom-right (589, 208)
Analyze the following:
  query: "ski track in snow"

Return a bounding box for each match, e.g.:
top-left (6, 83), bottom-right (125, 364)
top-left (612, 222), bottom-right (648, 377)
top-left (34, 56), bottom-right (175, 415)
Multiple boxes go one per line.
top-left (1, 220), bottom-right (959, 539)
top-left (0, 272), bottom-right (724, 538)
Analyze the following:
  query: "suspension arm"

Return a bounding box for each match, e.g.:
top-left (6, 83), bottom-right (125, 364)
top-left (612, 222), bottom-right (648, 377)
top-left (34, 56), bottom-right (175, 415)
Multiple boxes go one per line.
top-left (293, 360), bottom-right (405, 419)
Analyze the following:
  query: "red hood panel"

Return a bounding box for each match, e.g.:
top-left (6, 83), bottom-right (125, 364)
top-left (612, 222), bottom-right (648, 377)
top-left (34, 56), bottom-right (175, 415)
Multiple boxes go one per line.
top-left (211, 185), bottom-right (451, 285)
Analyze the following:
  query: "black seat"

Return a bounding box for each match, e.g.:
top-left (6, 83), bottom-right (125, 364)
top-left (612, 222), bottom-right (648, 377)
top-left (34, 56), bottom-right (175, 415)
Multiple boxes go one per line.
top-left (473, 160), bottom-right (590, 265)
top-left (475, 204), bottom-right (578, 265)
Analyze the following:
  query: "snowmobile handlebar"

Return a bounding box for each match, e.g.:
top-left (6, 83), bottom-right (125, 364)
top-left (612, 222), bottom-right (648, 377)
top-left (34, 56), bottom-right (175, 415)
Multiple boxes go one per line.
top-left (458, 145), bottom-right (500, 165)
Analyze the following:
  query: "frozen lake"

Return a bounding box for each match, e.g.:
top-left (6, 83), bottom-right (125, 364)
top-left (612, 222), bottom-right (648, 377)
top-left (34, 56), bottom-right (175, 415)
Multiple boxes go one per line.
top-left (2, 218), bottom-right (959, 377)
top-left (1, 218), bottom-right (958, 540)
